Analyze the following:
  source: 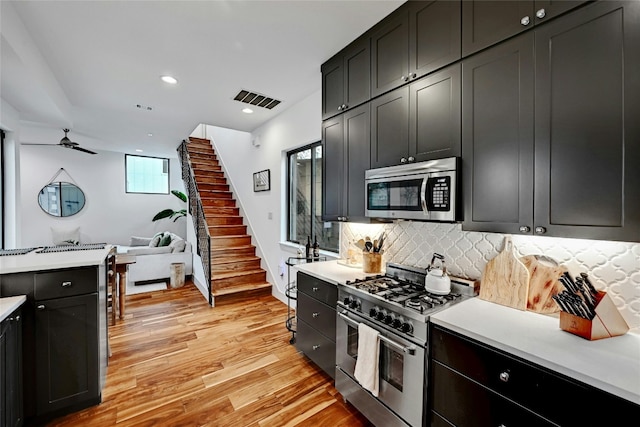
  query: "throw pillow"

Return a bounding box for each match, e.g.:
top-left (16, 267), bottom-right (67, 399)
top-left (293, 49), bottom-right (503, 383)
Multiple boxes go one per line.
top-left (131, 236), bottom-right (152, 246)
top-left (169, 237), bottom-right (186, 253)
top-left (158, 233), bottom-right (172, 247)
top-left (149, 232), bottom-right (164, 247)
top-left (51, 226), bottom-right (80, 246)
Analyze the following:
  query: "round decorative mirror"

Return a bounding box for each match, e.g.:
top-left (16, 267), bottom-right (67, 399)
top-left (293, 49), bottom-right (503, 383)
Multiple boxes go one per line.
top-left (38, 181), bottom-right (86, 217)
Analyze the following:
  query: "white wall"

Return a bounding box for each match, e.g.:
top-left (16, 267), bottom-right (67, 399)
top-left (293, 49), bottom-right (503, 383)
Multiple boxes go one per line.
top-left (1, 98), bottom-right (22, 248)
top-left (19, 145), bottom-right (186, 247)
top-left (193, 89), bottom-right (329, 303)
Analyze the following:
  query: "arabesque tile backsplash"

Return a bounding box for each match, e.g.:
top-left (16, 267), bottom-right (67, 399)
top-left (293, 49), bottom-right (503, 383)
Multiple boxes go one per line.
top-left (341, 222), bottom-right (640, 332)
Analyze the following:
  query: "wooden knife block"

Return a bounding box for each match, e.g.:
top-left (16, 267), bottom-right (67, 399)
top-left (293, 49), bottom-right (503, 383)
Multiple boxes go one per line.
top-left (559, 291), bottom-right (629, 340)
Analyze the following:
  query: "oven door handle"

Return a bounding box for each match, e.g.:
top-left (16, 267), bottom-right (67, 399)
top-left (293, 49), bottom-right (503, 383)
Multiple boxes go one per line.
top-left (338, 311), bottom-right (416, 356)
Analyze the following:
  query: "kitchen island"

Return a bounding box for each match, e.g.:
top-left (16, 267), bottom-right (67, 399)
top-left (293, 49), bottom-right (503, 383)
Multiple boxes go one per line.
top-left (0, 245), bottom-right (112, 425)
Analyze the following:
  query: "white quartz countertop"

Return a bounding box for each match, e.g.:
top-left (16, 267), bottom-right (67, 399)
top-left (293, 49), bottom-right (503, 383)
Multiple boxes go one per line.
top-left (0, 246), bottom-right (113, 274)
top-left (431, 298), bottom-right (640, 405)
top-left (0, 295), bottom-right (26, 322)
top-left (293, 260), bottom-right (640, 405)
top-left (293, 259), bottom-right (374, 285)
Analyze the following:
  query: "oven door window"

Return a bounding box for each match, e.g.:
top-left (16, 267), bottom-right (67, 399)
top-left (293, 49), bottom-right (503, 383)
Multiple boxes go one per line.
top-left (346, 324), bottom-right (404, 392)
top-left (380, 343), bottom-right (403, 392)
top-left (347, 324), bottom-right (358, 359)
top-left (367, 179), bottom-right (423, 211)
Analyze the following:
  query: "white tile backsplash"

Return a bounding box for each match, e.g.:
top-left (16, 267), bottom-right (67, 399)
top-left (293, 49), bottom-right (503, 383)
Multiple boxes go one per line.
top-left (341, 222), bottom-right (640, 332)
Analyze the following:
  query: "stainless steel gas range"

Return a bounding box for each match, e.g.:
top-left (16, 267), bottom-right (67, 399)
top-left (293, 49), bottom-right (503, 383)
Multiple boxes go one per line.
top-left (335, 263), bottom-right (477, 427)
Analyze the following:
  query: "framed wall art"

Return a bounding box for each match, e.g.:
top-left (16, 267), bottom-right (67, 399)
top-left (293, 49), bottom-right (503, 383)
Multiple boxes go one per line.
top-left (253, 169), bottom-right (271, 192)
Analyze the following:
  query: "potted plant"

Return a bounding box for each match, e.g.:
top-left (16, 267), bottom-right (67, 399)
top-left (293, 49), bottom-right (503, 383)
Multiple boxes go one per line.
top-left (152, 190), bottom-right (187, 222)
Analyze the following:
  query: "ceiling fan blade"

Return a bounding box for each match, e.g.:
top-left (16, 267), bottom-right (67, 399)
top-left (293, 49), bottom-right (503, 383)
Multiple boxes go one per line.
top-left (70, 145), bottom-right (97, 155)
top-left (21, 143), bottom-right (62, 146)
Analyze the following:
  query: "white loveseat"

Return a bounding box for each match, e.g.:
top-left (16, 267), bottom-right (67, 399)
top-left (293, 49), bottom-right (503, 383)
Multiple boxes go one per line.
top-left (116, 233), bottom-right (193, 286)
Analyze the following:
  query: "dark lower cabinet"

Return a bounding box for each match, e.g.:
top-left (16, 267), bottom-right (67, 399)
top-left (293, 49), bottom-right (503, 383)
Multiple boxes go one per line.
top-left (322, 103), bottom-right (370, 222)
top-left (34, 293), bottom-right (99, 415)
top-left (1, 307), bottom-right (24, 427)
top-left (295, 272), bottom-right (337, 379)
top-left (429, 325), bottom-right (640, 426)
top-left (1, 264), bottom-right (107, 425)
top-left (463, 1), bottom-right (640, 242)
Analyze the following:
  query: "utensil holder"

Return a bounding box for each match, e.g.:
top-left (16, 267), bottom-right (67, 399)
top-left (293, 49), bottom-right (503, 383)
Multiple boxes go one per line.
top-left (362, 252), bottom-right (382, 274)
top-left (559, 291), bottom-right (629, 340)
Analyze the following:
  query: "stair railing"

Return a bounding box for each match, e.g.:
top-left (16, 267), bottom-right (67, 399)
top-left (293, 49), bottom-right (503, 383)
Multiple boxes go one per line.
top-left (178, 140), bottom-right (212, 306)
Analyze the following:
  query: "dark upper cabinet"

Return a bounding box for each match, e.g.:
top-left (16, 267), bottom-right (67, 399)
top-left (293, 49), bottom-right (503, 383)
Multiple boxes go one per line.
top-left (371, 1), bottom-right (461, 98)
top-left (462, 32), bottom-right (535, 234)
top-left (322, 36), bottom-right (370, 120)
top-left (371, 63), bottom-right (461, 169)
top-left (322, 104), bottom-right (370, 222)
top-left (533, 0), bottom-right (640, 241)
top-left (462, 0), bottom-right (588, 57)
top-left (409, 63), bottom-right (461, 162)
top-left (409, 0), bottom-right (461, 80)
top-left (370, 86), bottom-right (409, 168)
top-left (371, 8), bottom-right (409, 98)
top-left (463, 1), bottom-right (640, 242)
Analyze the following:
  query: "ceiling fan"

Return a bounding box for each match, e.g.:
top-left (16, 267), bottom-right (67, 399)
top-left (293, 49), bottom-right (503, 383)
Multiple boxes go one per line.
top-left (24, 128), bottom-right (97, 155)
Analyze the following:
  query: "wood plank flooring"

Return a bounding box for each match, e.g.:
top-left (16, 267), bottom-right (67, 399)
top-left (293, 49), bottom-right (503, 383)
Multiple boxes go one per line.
top-left (47, 281), bottom-right (372, 426)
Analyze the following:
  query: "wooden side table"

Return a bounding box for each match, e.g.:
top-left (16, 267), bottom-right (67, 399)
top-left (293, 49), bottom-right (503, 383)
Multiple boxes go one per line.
top-left (115, 254), bottom-right (136, 319)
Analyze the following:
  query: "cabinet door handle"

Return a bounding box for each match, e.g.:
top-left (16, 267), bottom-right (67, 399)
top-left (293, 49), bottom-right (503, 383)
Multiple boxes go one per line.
top-left (312, 345), bottom-right (320, 350)
top-left (535, 226), bottom-right (547, 235)
top-left (519, 225), bottom-right (531, 233)
top-left (15, 315), bottom-right (20, 321)
top-left (410, 73), bottom-right (417, 79)
top-left (37, 305), bottom-right (45, 310)
top-left (312, 287), bottom-right (319, 292)
top-left (401, 75), bottom-right (408, 82)
top-left (342, 104), bottom-right (347, 110)
top-left (408, 156), bottom-right (415, 162)
top-left (312, 312), bottom-right (319, 318)
top-left (61, 281), bottom-right (72, 287)
top-left (536, 8), bottom-right (546, 19)
top-left (499, 370), bottom-right (510, 382)
top-left (521, 16), bottom-right (530, 26)
top-left (400, 157), bottom-right (408, 163)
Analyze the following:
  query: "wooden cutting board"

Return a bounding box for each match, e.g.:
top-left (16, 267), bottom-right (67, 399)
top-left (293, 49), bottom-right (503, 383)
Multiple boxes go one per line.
top-left (521, 255), bottom-right (567, 314)
top-left (479, 236), bottom-right (530, 310)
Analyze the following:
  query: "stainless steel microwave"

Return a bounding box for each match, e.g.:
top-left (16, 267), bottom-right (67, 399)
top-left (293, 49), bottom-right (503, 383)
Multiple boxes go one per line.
top-left (365, 157), bottom-right (459, 221)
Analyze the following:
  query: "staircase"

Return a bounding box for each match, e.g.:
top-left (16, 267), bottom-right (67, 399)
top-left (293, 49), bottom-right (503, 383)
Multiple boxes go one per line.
top-left (185, 137), bottom-right (271, 304)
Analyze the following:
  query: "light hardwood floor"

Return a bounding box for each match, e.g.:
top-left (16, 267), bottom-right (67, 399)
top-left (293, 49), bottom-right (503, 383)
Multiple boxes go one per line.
top-left (47, 281), bottom-right (372, 426)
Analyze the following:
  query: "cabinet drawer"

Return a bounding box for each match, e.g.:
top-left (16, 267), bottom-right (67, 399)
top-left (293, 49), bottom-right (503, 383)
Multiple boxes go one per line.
top-left (296, 319), bottom-right (336, 379)
top-left (431, 325), bottom-right (640, 425)
top-left (297, 272), bottom-right (337, 306)
top-left (431, 361), bottom-right (555, 427)
top-left (297, 293), bottom-right (336, 341)
top-left (35, 267), bottom-right (97, 300)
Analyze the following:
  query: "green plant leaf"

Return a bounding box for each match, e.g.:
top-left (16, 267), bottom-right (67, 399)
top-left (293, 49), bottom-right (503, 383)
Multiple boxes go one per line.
top-left (152, 209), bottom-right (176, 221)
top-left (171, 190), bottom-right (187, 202)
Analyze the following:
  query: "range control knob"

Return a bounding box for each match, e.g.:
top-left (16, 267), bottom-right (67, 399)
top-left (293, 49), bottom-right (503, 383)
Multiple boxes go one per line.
top-left (343, 297), bottom-right (351, 306)
top-left (350, 299), bottom-right (360, 310)
top-left (369, 308), bottom-right (378, 318)
top-left (376, 311), bottom-right (386, 322)
top-left (401, 322), bottom-right (413, 334)
top-left (384, 314), bottom-right (394, 325)
top-left (392, 318), bottom-right (402, 328)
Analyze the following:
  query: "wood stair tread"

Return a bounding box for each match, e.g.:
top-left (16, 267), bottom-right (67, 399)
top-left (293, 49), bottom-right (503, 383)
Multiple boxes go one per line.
top-left (211, 268), bottom-right (266, 280)
top-left (211, 255), bottom-right (260, 265)
top-left (211, 282), bottom-right (271, 297)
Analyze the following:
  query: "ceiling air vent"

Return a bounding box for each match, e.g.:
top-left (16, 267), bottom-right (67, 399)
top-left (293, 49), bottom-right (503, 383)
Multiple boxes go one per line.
top-left (233, 90), bottom-right (281, 110)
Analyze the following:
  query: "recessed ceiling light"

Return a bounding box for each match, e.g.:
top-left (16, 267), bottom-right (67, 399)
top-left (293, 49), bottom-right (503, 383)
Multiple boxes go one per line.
top-left (161, 75), bottom-right (178, 84)
top-left (147, 133), bottom-right (153, 137)
top-left (242, 108), bottom-right (254, 114)
top-left (136, 149), bottom-right (143, 152)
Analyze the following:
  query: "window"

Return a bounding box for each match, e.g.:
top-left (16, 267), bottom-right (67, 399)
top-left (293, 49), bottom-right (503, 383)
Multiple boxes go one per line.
top-left (125, 154), bottom-right (169, 194)
top-left (287, 142), bottom-right (339, 252)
